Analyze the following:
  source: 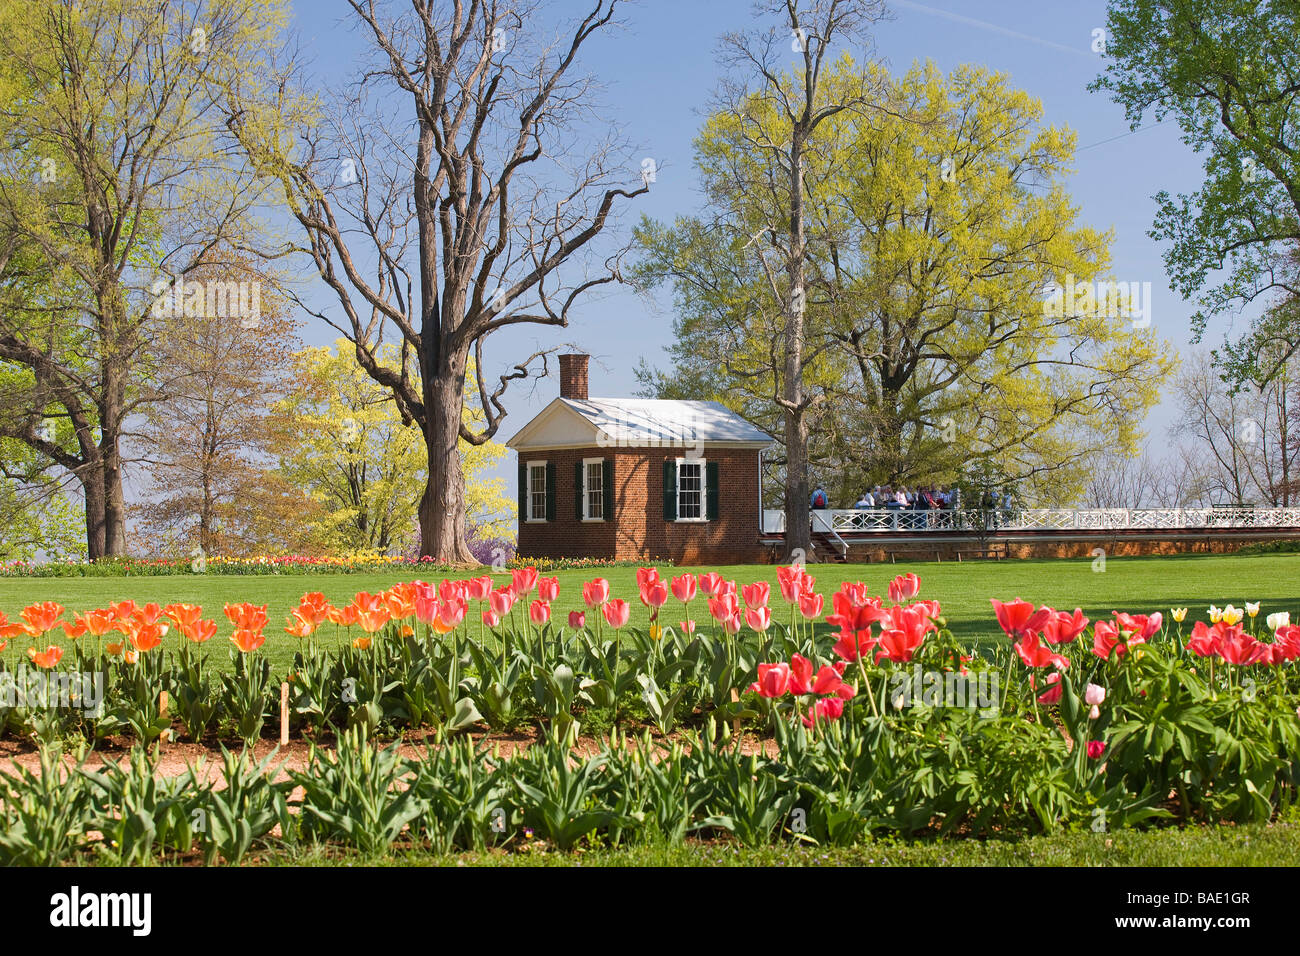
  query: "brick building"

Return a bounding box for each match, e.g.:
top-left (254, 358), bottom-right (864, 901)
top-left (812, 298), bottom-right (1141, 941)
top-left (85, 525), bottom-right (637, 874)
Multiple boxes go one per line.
top-left (506, 354), bottom-right (774, 564)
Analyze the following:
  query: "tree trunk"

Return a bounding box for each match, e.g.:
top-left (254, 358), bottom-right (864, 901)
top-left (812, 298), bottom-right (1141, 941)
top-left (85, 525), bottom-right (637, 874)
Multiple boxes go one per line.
top-left (418, 353), bottom-right (479, 565)
top-left (81, 466), bottom-right (107, 560)
top-left (784, 129), bottom-right (812, 561)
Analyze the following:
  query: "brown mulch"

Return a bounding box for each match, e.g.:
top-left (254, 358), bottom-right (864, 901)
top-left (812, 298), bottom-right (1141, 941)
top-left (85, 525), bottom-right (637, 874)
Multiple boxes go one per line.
top-left (0, 725), bottom-right (781, 787)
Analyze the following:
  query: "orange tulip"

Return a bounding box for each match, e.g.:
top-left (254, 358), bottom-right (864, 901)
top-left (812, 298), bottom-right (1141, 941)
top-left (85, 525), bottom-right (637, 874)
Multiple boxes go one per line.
top-left (183, 619), bottom-right (217, 644)
top-left (74, 609), bottom-right (117, 637)
top-left (352, 636), bottom-right (372, 650)
top-left (224, 602), bottom-right (268, 632)
top-left (130, 622), bottom-right (165, 653)
top-left (231, 629), bottom-right (265, 653)
top-left (21, 602), bottom-right (64, 635)
top-left (284, 607), bottom-right (318, 638)
top-left (328, 604), bottom-right (359, 627)
top-left (28, 645), bottom-right (63, 669)
top-left (164, 603), bottom-right (204, 629)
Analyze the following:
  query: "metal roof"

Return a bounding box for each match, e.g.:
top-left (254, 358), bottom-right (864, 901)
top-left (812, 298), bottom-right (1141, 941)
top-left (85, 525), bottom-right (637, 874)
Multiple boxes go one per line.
top-left (506, 397), bottom-right (773, 449)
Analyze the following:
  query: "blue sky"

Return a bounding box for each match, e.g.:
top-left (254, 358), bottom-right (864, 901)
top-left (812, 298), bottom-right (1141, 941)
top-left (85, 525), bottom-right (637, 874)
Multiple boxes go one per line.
top-left (287, 0), bottom-right (1223, 504)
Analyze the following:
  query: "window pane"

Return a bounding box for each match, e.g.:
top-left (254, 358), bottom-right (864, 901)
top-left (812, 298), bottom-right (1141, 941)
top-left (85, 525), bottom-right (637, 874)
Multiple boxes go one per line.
top-left (678, 462), bottom-right (702, 519)
top-left (530, 464), bottom-right (546, 520)
top-left (586, 462), bottom-right (603, 519)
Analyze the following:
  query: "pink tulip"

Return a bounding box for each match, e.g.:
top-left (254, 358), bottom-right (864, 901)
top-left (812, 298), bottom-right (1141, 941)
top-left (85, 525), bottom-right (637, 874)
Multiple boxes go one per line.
top-left (583, 578), bottom-right (610, 609)
top-left (466, 576), bottom-right (493, 601)
top-left (698, 572), bottom-right (724, 596)
top-left (642, 580), bottom-right (669, 609)
top-left (887, 573), bottom-right (920, 604)
top-left (482, 609), bottom-right (500, 628)
top-left (569, 610), bottom-right (586, 629)
top-left (529, 600), bottom-right (551, 626)
top-left (511, 566), bottom-right (539, 596)
top-left (670, 573), bottom-right (697, 603)
top-left (680, 620), bottom-right (696, 635)
top-left (489, 588), bottom-right (515, 618)
top-left (741, 582), bottom-right (770, 609)
top-left (745, 605), bottom-right (772, 632)
top-left (537, 576), bottom-right (560, 601)
top-left (798, 592), bottom-right (824, 620)
top-left (603, 599), bottom-right (630, 630)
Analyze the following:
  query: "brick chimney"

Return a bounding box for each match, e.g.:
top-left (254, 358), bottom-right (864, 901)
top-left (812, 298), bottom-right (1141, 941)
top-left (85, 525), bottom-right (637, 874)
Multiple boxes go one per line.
top-left (558, 353), bottom-right (589, 401)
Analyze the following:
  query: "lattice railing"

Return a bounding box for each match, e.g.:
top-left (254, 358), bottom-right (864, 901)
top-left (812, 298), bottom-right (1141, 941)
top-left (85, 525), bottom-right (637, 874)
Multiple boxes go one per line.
top-left (760, 507), bottom-right (1300, 535)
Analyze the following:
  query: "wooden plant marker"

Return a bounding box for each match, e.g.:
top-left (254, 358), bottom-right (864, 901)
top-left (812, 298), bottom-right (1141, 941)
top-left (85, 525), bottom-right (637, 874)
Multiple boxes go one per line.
top-left (280, 682), bottom-right (290, 746)
top-left (158, 690), bottom-right (169, 745)
top-left (729, 688), bottom-right (741, 748)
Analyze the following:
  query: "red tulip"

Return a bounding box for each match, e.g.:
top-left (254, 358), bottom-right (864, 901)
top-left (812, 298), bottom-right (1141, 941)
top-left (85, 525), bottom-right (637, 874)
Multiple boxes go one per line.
top-left (467, 576), bottom-right (494, 601)
top-left (670, 573), bottom-right (697, 603)
top-left (1114, 611), bottom-right (1162, 640)
top-left (1015, 632), bottom-right (1070, 670)
top-left (991, 598), bottom-right (1052, 641)
top-left (680, 620), bottom-right (696, 635)
top-left (537, 576), bottom-right (560, 601)
top-left (708, 593), bottom-right (740, 622)
top-left (482, 608), bottom-right (501, 628)
top-left (1032, 671), bottom-right (1064, 704)
top-left (569, 610), bottom-right (586, 629)
top-left (721, 612), bottom-right (742, 635)
top-left (749, 662), bottom-right (791, 698)
top-left (1218, 627), bottom-right (1266, 665)
top-left (1042, 608), bottom-right (1089, 644)
top-left (603, 599), bottom-right (630, 630)
top-left (789, 654), bottom-right (814, 695)
top-left (744, 606), bottom-right (772, 632)
top-left (802, 696), bottom-right (846, 728)
top-left (1186, 620), bottom-right (1222, 657)
top-left (1086, 740), bottom-right (1106, 759)
top-left (1092, 620), bottom-right (1125, 661)
top-left (583, 578), bottom-right (610, 608)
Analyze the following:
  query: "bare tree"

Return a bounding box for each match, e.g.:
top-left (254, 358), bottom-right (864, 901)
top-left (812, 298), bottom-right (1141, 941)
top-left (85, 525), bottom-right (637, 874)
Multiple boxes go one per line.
top-left (225, 0), bottom-right (648, 562)
top-left (711, 0), bottom-right (888, 559)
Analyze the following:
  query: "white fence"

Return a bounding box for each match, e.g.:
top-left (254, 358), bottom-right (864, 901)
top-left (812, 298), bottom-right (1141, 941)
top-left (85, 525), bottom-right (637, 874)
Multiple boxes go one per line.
top-left (762, 507), bottom-right (1300, 535)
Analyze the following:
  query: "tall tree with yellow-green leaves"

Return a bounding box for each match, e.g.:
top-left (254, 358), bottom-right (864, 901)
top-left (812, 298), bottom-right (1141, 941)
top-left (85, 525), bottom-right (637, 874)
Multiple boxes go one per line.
top-left (273, 341), bottom-right (513, 555)
top-left (635, 59), bottom-right (1174, 510)
top-left (0, 0), bottom-right (288, 558)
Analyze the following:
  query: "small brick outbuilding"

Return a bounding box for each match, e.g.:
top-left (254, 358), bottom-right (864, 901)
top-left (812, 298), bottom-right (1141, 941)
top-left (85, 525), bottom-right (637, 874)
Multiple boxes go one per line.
top-left (506, 354), bottom-right (774, 565)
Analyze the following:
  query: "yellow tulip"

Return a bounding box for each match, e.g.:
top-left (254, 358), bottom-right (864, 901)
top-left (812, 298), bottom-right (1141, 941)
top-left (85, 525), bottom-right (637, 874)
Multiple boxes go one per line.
top-left (1171, 607), bottom-right (1187, 623)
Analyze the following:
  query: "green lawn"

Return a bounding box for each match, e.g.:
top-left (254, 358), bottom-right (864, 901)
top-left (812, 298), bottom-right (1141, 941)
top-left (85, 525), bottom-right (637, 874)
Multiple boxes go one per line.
top-left (258, 819), bottom-right (1300, 867)
top-left (3, 552), bottom-right (1298, 672)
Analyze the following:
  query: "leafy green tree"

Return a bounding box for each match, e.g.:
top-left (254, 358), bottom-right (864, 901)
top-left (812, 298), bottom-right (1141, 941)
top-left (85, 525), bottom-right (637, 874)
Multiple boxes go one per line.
top-left (273, 342), bottom-right (513, 554)
top-left (637, 60), bottom-right (1173, 507)
top-left (1091, 0), bottom-right (1300, 383)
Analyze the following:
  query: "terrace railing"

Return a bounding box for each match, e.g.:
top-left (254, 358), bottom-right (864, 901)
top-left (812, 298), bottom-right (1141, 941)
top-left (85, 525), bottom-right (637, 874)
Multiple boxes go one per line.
top-left (762, 507), bottom-right (1300, 535)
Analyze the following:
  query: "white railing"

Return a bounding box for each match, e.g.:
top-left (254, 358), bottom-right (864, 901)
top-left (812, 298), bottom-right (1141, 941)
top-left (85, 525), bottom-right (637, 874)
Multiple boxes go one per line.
top-left (811, 508), bottom-right (849, 558)
top-left (762, 507), bottom-right (1300, 535)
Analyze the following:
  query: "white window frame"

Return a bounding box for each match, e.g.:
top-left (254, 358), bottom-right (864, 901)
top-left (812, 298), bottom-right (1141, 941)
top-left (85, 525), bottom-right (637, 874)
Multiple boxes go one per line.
top-left (526, 460), bottom-right (548, 523)
top-left (582, 457), bottom-right (605, 522)
top-left (675, 457), bottom-right (708, 523)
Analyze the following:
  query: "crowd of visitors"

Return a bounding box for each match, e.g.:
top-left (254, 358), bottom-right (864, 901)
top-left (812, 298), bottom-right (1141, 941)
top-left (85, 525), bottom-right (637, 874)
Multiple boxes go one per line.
top-left (809, 483), bottom-right (1016, 530)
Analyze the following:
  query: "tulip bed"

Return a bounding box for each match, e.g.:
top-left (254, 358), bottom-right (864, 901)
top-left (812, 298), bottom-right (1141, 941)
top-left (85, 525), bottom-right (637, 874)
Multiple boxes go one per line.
top-left (1, 564), bottom-right (1300, 864)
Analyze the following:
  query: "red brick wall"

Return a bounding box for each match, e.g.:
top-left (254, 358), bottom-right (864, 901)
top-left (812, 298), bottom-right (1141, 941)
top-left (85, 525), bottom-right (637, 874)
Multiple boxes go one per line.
top-left (517, 445), bottom-right (768, 564)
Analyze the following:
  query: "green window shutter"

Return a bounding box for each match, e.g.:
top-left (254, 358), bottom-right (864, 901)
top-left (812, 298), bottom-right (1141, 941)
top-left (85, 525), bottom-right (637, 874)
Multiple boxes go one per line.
top-left (662, 459), bottom-right (677, 521)
top-left (545, 462), bottom-right (557, 521)
top-left (575, 460), bottom-right (585, 520)
top-left (518, 461), bottom-right (527, 519)
top-left (706, 461), bottom-right (720, 520)
top-left (602, 459), bottom-right (614, 519)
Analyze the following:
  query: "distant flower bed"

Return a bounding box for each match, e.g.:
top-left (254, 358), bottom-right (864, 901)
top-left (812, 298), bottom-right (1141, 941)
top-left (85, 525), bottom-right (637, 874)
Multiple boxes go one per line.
top-left (0, 553), bottom-right (672, 578)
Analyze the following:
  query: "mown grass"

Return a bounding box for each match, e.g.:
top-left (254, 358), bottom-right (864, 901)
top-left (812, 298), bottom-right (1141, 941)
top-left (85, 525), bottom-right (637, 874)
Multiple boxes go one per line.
top-left (2, 552), bottom-right (1298, 672)
top-left (239, 820), bottom-right (1300, 867)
